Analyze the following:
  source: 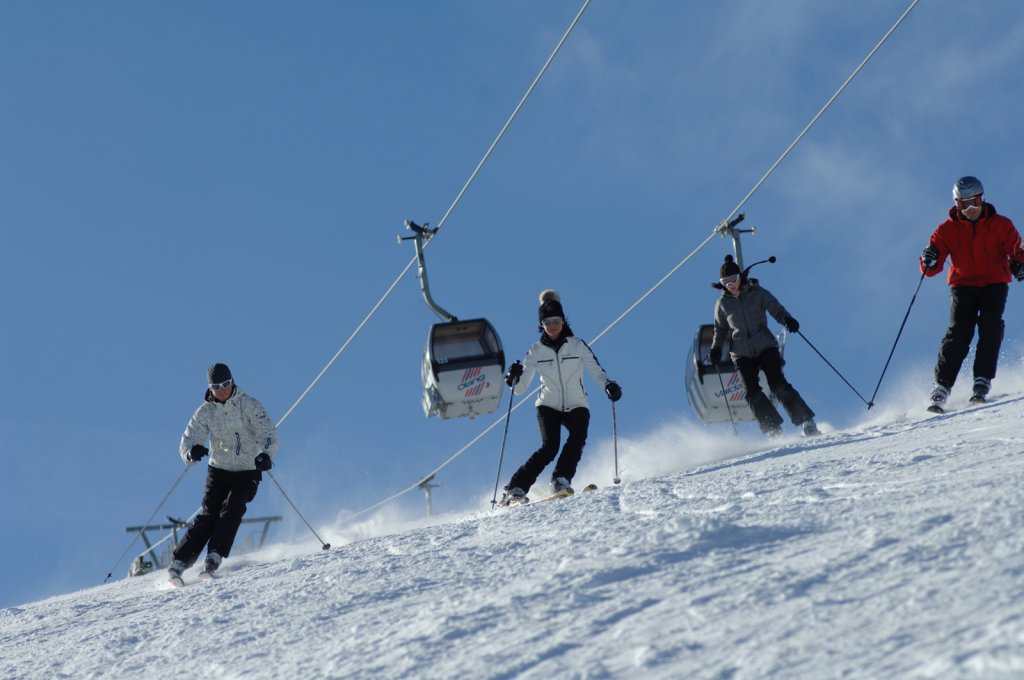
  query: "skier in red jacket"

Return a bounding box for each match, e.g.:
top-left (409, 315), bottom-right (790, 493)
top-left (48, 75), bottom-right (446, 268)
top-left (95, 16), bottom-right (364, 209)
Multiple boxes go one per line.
top-left (920, 176), bottom-right (1024, 412)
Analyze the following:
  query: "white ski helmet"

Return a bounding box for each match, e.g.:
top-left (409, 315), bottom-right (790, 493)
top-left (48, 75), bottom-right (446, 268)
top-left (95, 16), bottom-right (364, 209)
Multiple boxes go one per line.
top-left (952, 176), bottom-right (984, 201)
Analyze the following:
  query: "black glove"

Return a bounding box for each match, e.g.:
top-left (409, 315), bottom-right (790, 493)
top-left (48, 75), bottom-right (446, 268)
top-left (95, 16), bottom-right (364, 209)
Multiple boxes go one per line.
top-left (187, 444), bottom-right (209, 462)
top-left (605, 381), bottom-right (622, 402)
top-left (921, 245), bottom-right (939, 270)
top-left (254, 452), bottom-right (273, 471)
top-left (505, 360), bottom-right (523, 387)
top-left (1011, 260), bottom-right (1024, 282)
top-left (784, 317), bottom-right (800, 333)
top-left (708, 347), bottom-right (722, 364)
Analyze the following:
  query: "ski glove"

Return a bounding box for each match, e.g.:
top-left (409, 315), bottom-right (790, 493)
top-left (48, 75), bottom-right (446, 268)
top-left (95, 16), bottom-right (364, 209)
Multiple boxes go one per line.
top-left (708, 347), bottom-right (722, 365)
top-left (784, 317), bottom-right (800, 333)
top-left (1011, 260), bottom-right (1024, 282)
top-left (187, 444), bottom-right (209, 462)
top-left (605, 381), bottom-right (622, 402)
top-left (254, 452), bottom-right (273, 472)
top-left (505, 360), bottom-right (524, 387)
top-left (921, 245), bottom-right (939, 270)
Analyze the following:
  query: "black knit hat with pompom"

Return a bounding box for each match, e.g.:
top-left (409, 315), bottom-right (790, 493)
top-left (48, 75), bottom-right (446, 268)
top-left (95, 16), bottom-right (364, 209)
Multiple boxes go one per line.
top-left (538, 289), bottom-right (564, 321)
top-left (719, 255), bottom-right (741, 278)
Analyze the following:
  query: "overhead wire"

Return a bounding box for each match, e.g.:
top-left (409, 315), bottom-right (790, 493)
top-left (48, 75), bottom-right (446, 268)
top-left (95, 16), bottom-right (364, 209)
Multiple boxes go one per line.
top-left (339, 0), bottom-right (922, 524)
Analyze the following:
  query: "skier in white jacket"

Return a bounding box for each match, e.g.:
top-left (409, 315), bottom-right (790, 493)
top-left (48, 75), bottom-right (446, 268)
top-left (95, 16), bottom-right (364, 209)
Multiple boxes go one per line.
top-left (167, 363), bottom-right (279, 580)
top-left (499, 290), bottom-right (621, 505)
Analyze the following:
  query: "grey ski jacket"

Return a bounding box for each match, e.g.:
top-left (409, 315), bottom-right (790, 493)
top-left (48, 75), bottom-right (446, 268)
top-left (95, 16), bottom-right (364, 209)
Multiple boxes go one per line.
top-left (179, 386), bottom-right (279, 472)
top-left (711, 281), bottom-right (794, 360)
top-left (514, 335), bottom-right (612, 411)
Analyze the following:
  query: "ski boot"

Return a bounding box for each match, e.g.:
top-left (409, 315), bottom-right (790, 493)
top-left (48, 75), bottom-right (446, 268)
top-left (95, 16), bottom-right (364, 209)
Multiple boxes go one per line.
top-left (928, 384), bottom-right (949, 414)
top-left (551, 477), bottom-right (574, 496)
top-left (498, 487), bottom-right (529, 507)
top-left (203, 552), bottom-right (222, 574)
top-left (801, 420), bottom-right (820, 437)
top-left (969, 377), bottom-right (990, 404)
top-left (167, 559), bottom-right (187, 587)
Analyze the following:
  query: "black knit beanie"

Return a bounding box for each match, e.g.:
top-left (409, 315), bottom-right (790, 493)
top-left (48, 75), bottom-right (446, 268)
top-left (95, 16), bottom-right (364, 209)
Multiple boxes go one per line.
top-left (207, 363), bottom-right (232, 385)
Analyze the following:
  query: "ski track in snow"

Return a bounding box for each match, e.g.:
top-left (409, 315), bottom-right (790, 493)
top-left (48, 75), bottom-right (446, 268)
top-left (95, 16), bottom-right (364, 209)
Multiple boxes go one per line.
top-left (4, 398), bottom-right (1024, 678)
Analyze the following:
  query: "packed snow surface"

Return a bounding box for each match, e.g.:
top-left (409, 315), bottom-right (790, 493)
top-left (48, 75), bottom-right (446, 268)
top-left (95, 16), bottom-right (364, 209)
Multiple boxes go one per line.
top-left (4, 395), bottom-right (1024, 679)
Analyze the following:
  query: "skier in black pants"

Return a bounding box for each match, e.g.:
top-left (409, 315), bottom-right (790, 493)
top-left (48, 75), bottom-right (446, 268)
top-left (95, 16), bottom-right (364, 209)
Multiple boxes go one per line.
top-left (708, 255), bottom-right (818, 437)
top-left (920, 175), bottom-right (1024, 411)
top-left (499, 290), bottom-right (621, 505)
top-left (168, 363), bottom-right (278, 581)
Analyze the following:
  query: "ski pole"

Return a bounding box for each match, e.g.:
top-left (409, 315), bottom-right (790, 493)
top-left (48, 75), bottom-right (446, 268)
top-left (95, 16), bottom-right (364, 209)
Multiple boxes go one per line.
top-left (490, 380), bottom-right (518, 506)
top-left (868, 271), bottom-right (926, 408)
top-left (103, 462), bottom-right (193, 582)
top-left (796, 330), bottom-right (870, 406)
top-left (611, 400), bottom-right (621, 484)
top-left (711, 356), bottom-right (739, 435)
top-left (267, 470), bottom-right (331, 550)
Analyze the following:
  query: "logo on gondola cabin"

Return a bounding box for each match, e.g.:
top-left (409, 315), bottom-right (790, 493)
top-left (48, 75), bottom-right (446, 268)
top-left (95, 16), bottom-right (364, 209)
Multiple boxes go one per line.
top-left (458, 366), bottom-right (489, 396)
top-left (714, 371), bottom-right (747, 402)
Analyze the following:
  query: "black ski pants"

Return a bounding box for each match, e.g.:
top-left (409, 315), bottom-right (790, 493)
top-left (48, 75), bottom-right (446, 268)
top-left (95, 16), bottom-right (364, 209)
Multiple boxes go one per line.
top-left (173, 465), bottom-right (261, 565)
top-left (508, 405), bottom-right (590, 492)
top-left (733, 347), bottom-right (814, 433)
top-left (934, 283), bottom-right (1007, 389)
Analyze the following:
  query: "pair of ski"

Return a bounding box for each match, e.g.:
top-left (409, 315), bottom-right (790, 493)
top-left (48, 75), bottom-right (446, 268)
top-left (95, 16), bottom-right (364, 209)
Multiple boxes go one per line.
top-left (168, 570), bottom-right (217, 588)
top-left (503, 483), bottom-right (598, 508)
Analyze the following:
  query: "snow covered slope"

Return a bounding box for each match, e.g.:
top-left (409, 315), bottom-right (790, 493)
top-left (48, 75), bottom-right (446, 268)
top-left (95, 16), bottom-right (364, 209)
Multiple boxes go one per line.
top-left (4, 396), bottom-right (1024, 678)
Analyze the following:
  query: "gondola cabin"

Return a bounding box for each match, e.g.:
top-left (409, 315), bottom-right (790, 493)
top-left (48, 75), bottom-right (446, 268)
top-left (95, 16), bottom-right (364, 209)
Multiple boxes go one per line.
top-left (422, 318), bottom-right (506, 419)
top-left (685, 323), bottom-right (781, 425)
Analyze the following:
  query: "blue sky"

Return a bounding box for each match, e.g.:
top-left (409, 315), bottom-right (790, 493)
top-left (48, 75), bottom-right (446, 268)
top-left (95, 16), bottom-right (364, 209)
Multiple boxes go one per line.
top-left (4, 1), bottom-right (1024, 608)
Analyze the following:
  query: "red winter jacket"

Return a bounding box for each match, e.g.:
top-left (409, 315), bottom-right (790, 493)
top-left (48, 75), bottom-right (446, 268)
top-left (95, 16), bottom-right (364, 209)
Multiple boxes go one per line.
top-left (921, 203), bottom-right (1024, 287)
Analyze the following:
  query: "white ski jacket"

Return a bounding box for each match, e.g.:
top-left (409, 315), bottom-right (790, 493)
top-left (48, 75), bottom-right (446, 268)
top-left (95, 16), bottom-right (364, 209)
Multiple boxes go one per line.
top-left (514, 334), bottom-right (612, 411)
top-left (179, 386), bottom-right (279, 472)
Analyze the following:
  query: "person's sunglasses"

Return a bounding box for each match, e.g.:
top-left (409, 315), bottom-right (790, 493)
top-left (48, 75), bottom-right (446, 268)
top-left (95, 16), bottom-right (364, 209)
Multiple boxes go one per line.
top-left (541, 316), bottom-right (563, 327)
top-left (720, 275), bottom-right (740, 287)
top-left (209, 378), bottom-right (234, 390)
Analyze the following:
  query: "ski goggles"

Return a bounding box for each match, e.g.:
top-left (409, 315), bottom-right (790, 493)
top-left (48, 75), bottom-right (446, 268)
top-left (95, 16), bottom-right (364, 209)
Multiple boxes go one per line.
top-left (541, 316), bottom-right (564, 327)
top-left (209, 378), bottom-right (234, 390)
top-left (719, 275), bottom-right (740, 287)
top-left (955, 195), bottom-right (982, 209)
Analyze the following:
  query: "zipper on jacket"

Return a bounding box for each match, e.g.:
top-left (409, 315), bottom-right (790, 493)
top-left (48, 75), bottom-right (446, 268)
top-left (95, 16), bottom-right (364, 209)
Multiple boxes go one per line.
top-left (556, 345), bottom-right (566, 411)
top-left (234, 432), bottom-right (241, 456)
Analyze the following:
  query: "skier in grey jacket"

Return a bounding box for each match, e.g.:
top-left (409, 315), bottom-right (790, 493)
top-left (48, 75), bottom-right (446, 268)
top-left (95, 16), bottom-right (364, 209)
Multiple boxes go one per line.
top-left (708, 255), bottom-right (818, 437)
top-left (168, 363), bottom-right (279, 580)
top-left (499, 290), bottom-right (621, 505)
